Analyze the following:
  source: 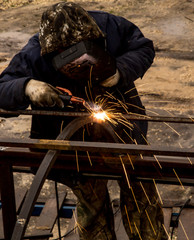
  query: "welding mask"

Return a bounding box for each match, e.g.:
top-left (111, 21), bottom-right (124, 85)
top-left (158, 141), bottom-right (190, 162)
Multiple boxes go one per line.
top-left (39, 2), bottom-right (116, 83)
top-left (52, 40), bottom-right (116, 83)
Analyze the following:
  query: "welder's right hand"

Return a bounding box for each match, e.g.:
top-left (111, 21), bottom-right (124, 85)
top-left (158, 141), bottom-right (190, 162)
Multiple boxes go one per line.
top-left (25, 79), bottom-right (64, 108)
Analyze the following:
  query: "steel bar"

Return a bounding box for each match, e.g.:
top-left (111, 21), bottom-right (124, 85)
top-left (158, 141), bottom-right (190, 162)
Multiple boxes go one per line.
top-left (0, 148), bottom-right (193, 167)
top-left (0, 108), bottom-right (193, 123)
top-left (0, 138), bottom-right (194, 157)
top-left (0, 108), bottom-right (90, 118)
top-left (11, 117), bottom-right (119, 240)
top-left (0, 148), bottom-right (194, 181)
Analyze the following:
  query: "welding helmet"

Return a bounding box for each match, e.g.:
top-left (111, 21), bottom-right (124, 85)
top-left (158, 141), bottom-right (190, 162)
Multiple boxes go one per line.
top-left (39, 2), bottom-right (116, 83)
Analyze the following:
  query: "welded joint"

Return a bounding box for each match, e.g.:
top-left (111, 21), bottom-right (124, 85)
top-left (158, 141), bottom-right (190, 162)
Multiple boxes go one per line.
top-left (17, 218), bottom-right (26, 227)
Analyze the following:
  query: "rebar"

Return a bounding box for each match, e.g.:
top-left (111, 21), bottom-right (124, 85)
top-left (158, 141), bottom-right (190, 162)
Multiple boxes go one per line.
top-left (0, 108), bottom-right (193, 123)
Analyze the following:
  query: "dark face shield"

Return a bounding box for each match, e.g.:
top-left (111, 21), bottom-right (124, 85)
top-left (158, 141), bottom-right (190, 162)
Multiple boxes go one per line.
top-left (58, 53), bottom-right (97, 81)
top-left (52, 41), bottom-right (116, 83)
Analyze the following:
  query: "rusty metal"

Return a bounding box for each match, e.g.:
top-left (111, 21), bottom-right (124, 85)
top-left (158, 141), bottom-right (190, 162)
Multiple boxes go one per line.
top-left (0, 108), bottom-right (194, 123)
top-left (0, 147), bottom-right (193, 167)
top-left (0, 148), bottom-right (194, 184)
top-left (10, 117), bottom-right (119, 240)
top-left (0, 108), bottom-right (90, 117)
top-left (0, 138), bottom-right (194, 157)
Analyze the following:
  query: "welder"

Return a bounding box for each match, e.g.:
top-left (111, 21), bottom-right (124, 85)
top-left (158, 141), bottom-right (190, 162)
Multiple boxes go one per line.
top-left (0, 2), bottom-right (167, 240)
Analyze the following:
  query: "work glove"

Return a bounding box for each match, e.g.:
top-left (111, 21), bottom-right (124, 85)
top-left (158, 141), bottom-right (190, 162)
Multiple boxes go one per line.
top-left (25, 79), bottom-right (64, 108)
top-left (100, 69), bottom-right (120, 87)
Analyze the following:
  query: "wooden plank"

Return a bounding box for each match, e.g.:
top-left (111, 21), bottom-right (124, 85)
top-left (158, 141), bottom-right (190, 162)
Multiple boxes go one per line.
top-left (177, 208), bottom-right (194, 239)
top-left (25, 191), bottom-right (67, 238)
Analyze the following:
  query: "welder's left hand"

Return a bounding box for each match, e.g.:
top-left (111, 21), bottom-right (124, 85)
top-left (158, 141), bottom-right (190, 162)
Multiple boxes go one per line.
top-left (25, 79), bottom-right (64, 108)
top-left (100, 69), bottom-right (120, 87)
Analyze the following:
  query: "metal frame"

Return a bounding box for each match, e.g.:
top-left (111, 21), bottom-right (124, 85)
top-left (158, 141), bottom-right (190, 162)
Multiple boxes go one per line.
top-left (0, 110), bottom-right (193, 239)
top-left (1, 116), bottom-right (120, 240)
top-left (0, 109), bottom-right (194, 123)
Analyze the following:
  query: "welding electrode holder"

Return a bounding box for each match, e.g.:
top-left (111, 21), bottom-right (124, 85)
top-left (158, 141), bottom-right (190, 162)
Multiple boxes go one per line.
top-left (58, 94), bottom-right (72, 105)
top-left (56, 86), bottom-right (86, 107)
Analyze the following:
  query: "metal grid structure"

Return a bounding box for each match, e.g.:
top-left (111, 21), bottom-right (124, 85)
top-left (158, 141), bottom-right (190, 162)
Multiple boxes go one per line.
top-left (0, 109), bottom-right (193, 239)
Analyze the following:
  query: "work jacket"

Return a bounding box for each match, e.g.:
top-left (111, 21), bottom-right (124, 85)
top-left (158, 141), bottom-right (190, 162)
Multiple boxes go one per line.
top-left (0, 11), bottom-right (155, 144)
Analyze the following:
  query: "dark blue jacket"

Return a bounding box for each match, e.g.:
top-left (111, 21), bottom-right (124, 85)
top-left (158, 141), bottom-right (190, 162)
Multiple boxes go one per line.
top-left (0, 11), bottom-right (155, 142)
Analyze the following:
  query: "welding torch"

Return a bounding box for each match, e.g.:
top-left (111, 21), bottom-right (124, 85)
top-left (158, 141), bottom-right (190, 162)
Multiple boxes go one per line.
top-left (55, 86), bottom-right (101, 113)
top-left (56, 86), bottom-right (87, 108)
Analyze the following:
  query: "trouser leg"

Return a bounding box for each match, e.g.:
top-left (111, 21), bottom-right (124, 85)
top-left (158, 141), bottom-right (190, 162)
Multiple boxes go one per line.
top-left (71, 178), bottom-right (117, 240)
top-left (119, 180), bottom-right (168, 240)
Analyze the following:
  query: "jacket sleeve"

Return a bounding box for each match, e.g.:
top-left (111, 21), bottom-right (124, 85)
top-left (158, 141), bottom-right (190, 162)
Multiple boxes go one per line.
top-left (0, 35), bottom-right (42, 110)
top-left (0, 54), bottom-right (32, 110)
top-left (107, 15), bottom-right (155, 88)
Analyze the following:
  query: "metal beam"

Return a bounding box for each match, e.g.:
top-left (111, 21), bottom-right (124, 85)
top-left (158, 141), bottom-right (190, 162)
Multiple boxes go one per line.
top-left (0, 109), bottom-right (193, 123)
top-left (0, 148), bottom-right (194, 182)
top-left (0, 138), bottom-right (194, 157)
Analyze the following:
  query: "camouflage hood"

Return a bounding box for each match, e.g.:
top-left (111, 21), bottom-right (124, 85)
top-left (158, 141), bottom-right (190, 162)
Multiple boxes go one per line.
top-left (39, 2), bottom-right (105, 55)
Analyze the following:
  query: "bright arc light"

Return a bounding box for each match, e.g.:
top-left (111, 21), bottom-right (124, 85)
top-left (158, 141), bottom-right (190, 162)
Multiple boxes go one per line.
top-left (92, 111), bottom-right (110, 122)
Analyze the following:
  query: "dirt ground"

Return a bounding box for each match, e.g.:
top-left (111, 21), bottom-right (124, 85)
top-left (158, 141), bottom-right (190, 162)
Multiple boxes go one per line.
top-left (0, 0), bottom-right (194, 238)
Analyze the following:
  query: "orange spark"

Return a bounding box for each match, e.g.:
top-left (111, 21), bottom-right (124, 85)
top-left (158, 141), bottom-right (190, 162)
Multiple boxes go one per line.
top-left (141, 134), bottom-right (162, 169)
top-left (153, 179), bottom-right (163, 205)
top-left (178, 142), bottom-right (192, 165)
top-left (134, 222), bottom-right (142, 240)
top-left (75, 150), bottom-right (79, 172)
top-left (73, 210), bottom-right (87, 233)
top-left (153, 155), bottom-right (162, 169)
top-left (134, 139), bottom-right (143, 160)
top-left (89, 183), bottom-right (98, 199)
top-left (127, 153), bottom-right (135, 170)
top-left (179, 219), bottom-right (190, 240)
top-left (124, 205), bottom-right (133, 234)
top-left (130, 186), bottom-right (140, 213)
top-left (162, 224), bottom-right (170, 239)
top-left (173, 168), bottom-right (185, 190)
top-left (145, 209), bottom-right (157, 235)
top-left (140, 181), bottom-right (151, 205)
top-left (119, 155), bottom-right (131, 189)
top-left (86, 151), bottom-right (92, 166)
top-left (164, 122), bottom-right (181, 136)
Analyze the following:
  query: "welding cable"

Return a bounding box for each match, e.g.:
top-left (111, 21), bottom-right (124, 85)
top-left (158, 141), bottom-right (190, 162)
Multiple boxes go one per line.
top-left (170, 195), bottom-right (192, 239)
